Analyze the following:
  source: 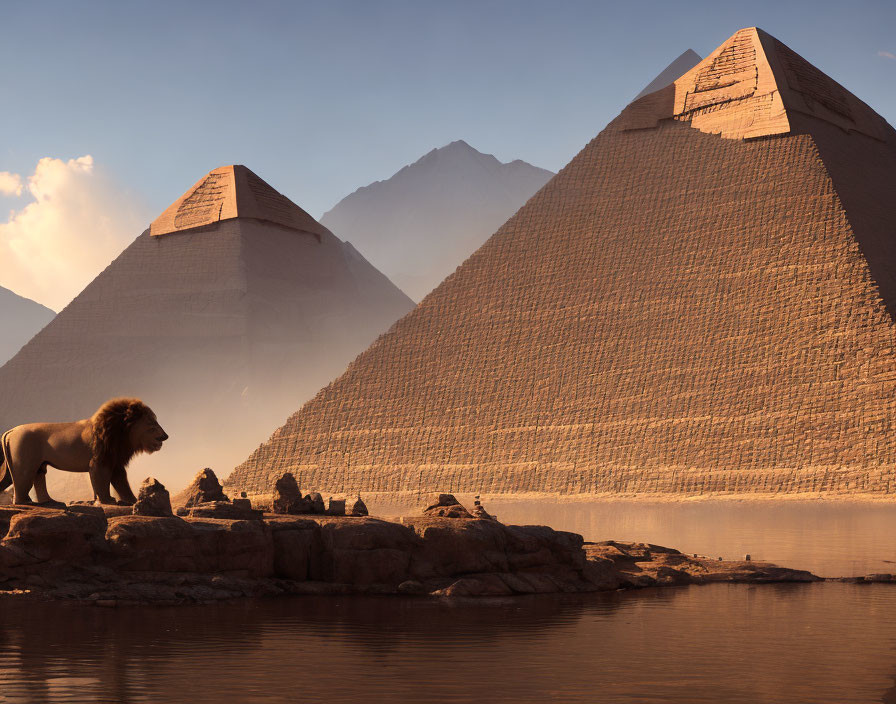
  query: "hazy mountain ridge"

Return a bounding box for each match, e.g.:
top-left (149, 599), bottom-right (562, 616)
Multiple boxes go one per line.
top-left (321, 140), bottom-right (554, 301)
top-left (0, 285), bottom-right (55, 366)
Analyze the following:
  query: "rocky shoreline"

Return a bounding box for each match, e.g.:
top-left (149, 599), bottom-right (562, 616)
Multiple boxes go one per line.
top-left (0, 498), bottom-right (822, 606)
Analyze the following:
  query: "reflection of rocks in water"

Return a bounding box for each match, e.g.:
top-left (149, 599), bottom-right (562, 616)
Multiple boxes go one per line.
top-left (5, 585), bottom-right (895, 703)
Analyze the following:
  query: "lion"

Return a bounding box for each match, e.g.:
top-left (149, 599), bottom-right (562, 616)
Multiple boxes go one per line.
top-left (0, 398), bottom-right (168, 506)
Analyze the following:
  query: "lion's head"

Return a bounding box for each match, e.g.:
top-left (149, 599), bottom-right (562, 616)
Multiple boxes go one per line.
top-left (90, 398), bottom-right (168, 469)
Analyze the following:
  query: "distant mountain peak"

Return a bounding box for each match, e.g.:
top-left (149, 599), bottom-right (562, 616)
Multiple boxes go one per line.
top-left (320, 143), bottom-right (554, 301)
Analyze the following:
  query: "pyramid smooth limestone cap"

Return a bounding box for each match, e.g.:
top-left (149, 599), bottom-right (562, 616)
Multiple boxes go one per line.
top-left (622, 27), bottom-right (887, 141)
top-left (150, 165), bottom-right (331, 239)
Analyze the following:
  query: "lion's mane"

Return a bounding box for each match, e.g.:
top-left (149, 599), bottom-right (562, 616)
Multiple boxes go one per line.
top-left (90, 397), bottom-right (152, 470)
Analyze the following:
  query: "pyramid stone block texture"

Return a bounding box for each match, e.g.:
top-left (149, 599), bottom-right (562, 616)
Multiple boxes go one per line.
top-left (229, 29), bottom-right (896, 497)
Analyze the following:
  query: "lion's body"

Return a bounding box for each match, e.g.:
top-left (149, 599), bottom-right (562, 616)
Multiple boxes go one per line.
top-left (0, 398), bottom-right (167, 506)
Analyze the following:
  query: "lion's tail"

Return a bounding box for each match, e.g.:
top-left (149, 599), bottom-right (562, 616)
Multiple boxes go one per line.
top-left (0, 430), bottom-right (12, 493)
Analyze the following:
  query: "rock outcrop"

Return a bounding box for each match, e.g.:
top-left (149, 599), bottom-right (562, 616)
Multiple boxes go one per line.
top-left (272, 473), bottom-right (309, 515)
top-left (132, 478), bottom-right (173, 517)
top-left (422, 494), bottom-right (474, 519)
top-left (175, 469), bottom-right (229, 508)
top-left (0, 503), bottom-right (819, 605)
top-left (347, 496), bottom-right (368, 517)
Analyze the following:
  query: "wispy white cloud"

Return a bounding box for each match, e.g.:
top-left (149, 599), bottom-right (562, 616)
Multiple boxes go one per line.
top-left (0, 171), bottom-right (23, 196)
top-left (879, 51), bottom-right (896, 60)
top-left (0, 156), bottom-right (148, 310)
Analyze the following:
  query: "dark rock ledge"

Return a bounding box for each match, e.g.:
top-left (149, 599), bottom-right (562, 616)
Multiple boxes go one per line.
top-left (0, 503), bottom-right (821, 605)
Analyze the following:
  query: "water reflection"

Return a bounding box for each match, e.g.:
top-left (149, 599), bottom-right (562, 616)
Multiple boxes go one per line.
top-left (2, 585), bottom-right (896, 703)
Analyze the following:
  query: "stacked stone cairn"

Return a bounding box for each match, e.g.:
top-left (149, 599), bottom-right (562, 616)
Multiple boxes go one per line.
top-left (470, 494), bottom-right (496, 521)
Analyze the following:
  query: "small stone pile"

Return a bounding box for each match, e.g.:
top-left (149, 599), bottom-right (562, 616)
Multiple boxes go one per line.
top-left (470, 495), bottom-right (496, 521)
top-left (270, 472), bottom-right (365, 517)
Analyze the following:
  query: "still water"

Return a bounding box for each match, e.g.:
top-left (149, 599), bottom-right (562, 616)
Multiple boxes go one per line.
top-left (2, 586), bottom-right (896, 703)
top-left (3, 499), bottom-right (896, 703)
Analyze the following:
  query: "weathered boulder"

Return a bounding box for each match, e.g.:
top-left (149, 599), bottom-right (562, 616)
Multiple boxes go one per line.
top-left (132, 478), bottom-right (173, 517)
top-left (347, 496), bottom-right (368, 517)
top-left (327, 498), bottom-right (346, 516)
top-left (267, 517), bottom-right (321, 581)
top-left (317, 517), bottom-right (418, 586)
top-left (174, 468), bottom-right (229, 508)
top-left (402, 517), bottom-right (590, 594)
top-left (422, 493), bottom-right (473, 518)
top-left (404, 517), bottom-right (514, 578)
top-left (190, 518), bottom-right (274, 577)
top-left (272, 473), bottom-right (310, 515)
top-left (105, 515), bottom-right (274, 577)
top-left (105, 515), bottom-right (199, 572)
top-left (1, 507), bottom-right (107, 564)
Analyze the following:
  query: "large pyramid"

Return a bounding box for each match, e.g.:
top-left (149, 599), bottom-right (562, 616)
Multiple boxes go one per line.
top-left (229, 28), bottom-right (896, 497)
top-left (0, 165), bottom-right (414, 493)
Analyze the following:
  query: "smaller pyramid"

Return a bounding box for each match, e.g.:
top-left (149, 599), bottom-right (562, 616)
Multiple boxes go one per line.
top-left (0, 165), bottom-right (415, 497)
top-left (633, 49), bottom-right (702, 101)
top-left (151, 165), bottom-right (329, 239)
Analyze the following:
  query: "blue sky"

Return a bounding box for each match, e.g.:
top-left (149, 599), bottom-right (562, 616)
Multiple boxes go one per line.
top-left (2, 0), bottom-right (894, 217)
top-left (0, 0), bottom-right (894, 307)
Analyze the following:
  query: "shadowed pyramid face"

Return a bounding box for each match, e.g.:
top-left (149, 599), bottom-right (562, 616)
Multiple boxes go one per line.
top-left (227, 27), bottom-right (896, 499)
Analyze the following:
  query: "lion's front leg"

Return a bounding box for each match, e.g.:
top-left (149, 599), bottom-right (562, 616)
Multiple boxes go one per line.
top-left (111, 467), bottom-right (137, 505)
top-left (89, 465), bottom-right (116, 505)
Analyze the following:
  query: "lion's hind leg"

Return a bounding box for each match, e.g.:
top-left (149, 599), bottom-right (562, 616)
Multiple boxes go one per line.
top-left (5, 429), bottom-right (37, 505)
top-left (32, 463), bottom-right (64, 507)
